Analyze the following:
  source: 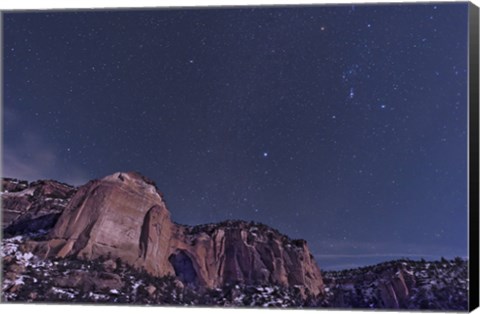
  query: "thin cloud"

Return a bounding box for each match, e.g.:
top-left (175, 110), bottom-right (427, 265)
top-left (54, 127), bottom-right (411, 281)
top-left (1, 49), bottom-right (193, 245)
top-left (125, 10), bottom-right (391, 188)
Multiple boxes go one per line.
top-left (311, 238), bottom-right (466, 265)
top-left (2, 131), bottom-right (89, 186)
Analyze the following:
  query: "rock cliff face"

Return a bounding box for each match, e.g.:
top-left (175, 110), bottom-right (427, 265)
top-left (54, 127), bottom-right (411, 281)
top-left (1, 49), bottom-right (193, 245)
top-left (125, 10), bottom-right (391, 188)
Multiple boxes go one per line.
top-left (39, 172), bottom-right (173, 279)
top-left (171, 220), bottom-right (324, 296)
top-left (377, 267), bottom-right (416, 308)
top-left (2, 178), bottom-right (76, 235)
top-left (321, 258), bottom-right (468, 310)
top-left (30, 172), bottom-right (324, 296)
top-left (1, 174), bottom-right (470, 309)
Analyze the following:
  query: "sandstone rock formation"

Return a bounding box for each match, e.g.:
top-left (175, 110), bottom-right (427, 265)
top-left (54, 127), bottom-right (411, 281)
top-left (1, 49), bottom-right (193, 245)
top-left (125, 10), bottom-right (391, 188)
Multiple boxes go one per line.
top-left (322, 260), bottom-right (433, 309)
top-left (377, 267), bottom-right (416, 308)
top-left (31, 172), bottom-right (324, 296)
top-left (2, 174), bottom-right (470, 309)
top-left (2, 178), bottom-right (76, 234)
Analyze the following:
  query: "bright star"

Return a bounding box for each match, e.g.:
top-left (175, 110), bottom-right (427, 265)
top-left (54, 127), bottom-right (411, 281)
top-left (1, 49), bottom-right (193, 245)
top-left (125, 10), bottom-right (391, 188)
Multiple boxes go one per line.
top-left (263, 152), bottom-right (268, 157)
top-left (349, 87), bottom-right (355, 99)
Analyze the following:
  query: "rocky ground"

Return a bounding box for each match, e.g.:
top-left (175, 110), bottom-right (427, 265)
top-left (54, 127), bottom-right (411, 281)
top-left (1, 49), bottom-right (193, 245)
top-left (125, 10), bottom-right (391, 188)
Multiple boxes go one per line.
top-left (0, 175), bottom-right (471, 310)
top-left (1, 231), bottom-right (469, 310)
top-left (321, 258), bottom-right (469, 310)
top-left (1, 232), bottom-right (313, 307)
top-left (1, 178), bottom-right (75, 235)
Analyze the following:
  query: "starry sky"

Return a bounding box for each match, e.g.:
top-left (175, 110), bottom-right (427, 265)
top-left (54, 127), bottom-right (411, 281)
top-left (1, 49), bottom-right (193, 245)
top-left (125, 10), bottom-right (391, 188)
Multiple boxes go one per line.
top-left (3, 3), bottom-right (469, 270)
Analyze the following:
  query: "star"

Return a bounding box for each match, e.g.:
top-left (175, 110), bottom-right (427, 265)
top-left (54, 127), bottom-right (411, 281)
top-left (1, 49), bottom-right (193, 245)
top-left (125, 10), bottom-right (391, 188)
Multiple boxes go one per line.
top-left (2, 3), bottom-right (468, 274)
top-left (349, 87), bottom-right (355, 99)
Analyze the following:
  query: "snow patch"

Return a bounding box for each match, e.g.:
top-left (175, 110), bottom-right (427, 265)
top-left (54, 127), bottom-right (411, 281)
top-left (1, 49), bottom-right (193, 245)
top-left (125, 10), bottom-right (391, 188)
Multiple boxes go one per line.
top-left (10, 187), bottom-right (35, 196)
top-left (14, 276), bottom-right (26, 286)
top-left (88, 292), bottom-right (107, 300)
top-left (52, 287), bottom-right (76, 299)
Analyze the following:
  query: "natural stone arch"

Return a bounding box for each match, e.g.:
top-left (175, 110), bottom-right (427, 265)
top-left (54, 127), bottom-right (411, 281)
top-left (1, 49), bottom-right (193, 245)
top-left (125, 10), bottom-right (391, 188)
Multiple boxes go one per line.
top-left (168, 250), bottom-right (199, 285)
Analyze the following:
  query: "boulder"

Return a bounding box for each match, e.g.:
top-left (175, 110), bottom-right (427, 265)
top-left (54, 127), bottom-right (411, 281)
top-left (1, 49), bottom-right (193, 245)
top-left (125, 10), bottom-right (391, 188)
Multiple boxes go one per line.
top-left (146, 284), bottom-right (157, 296)
top-left (102, 259), bottom-right (117, 272)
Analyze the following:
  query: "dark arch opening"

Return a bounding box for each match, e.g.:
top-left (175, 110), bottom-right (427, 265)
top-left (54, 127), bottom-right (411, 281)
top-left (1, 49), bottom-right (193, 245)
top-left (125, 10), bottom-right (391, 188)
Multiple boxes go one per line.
top-left (168, 251), bottom-right (198, 285)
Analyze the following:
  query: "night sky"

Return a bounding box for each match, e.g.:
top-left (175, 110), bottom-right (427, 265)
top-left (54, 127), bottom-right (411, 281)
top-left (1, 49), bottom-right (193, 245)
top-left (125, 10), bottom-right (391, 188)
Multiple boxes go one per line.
top-left (3, 3), bottom-right (469, 270)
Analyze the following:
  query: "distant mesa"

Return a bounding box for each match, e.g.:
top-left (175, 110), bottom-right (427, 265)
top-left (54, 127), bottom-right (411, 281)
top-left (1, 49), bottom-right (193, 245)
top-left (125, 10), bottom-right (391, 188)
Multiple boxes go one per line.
top-left (2, 172), bottom-right (325, 297)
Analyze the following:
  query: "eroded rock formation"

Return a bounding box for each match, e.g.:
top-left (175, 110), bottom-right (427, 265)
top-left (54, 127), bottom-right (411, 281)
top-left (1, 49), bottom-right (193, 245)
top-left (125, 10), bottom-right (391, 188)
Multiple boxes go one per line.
top-left (29, 172), bottom-right (324, 296)
top-left (2, 178), bottom-right (76, 235)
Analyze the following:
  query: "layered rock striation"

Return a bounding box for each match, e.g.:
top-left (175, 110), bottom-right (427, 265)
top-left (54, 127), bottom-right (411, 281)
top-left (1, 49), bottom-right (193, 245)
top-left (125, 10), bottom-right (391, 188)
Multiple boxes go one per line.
top-left (25, 172), bottom-right (324, 296)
